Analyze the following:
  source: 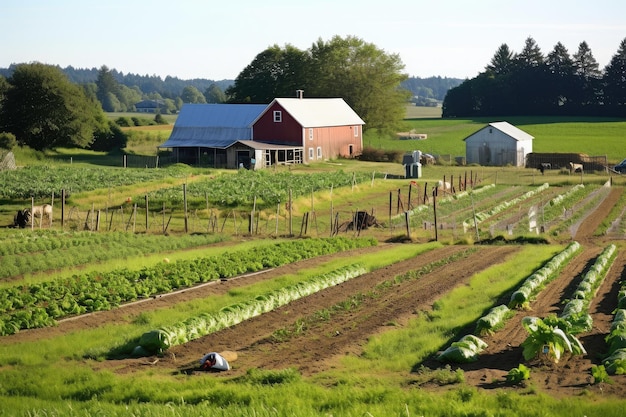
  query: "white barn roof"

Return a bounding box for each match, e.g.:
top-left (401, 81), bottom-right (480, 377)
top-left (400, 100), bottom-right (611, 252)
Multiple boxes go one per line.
top-left (160, 104), bottom-right (267, 148)
top-left (264, 98), bottom-right (365, 127)
top-left (465, 121), bottom-right (534, 142)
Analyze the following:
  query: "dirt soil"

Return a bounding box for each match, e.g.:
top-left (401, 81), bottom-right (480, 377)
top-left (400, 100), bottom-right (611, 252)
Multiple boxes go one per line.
top-left (4, 188), bottom-right (625, 397)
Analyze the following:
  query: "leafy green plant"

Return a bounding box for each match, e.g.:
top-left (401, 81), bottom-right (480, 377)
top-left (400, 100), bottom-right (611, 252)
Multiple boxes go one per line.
top-left (506, 364), bottom-right (531, 384)
top-left (476, 304), bottom-right (510, 336)
top-left (520, 315), bottom-right (586, 363)
top-left (591, 365), bottom-right (612, 384)
top-left (0, 237), bottom-right (376, 335)
top-left (133, 264), bottom-right (368, 354)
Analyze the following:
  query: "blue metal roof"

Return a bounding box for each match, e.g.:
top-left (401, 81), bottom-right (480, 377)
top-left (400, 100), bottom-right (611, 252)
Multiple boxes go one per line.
top-left (160, 103), bottom-right (267, 148)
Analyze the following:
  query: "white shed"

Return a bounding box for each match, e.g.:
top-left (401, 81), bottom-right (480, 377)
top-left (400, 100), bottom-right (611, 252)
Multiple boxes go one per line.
top-left (464, 122), bottom-right (533, 167)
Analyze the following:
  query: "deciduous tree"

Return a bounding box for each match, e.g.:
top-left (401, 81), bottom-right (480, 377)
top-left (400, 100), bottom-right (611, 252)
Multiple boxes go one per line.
top-left (226, 44), bottom-right (310, 103)
top-left (0, 63), bottom-right (107, 150)
top-left (308, 35), bottom-right (408, 133)
top-left (181, 85), bottom-right (207, 104)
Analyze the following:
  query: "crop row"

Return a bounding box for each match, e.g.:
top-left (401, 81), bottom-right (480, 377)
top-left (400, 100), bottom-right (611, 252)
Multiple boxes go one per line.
top-left (509, 241), bottom-right (581, 308)
top-left (462, 183), bottom-right (550, 233)
top-left (548, 185), bottom-right (612, 236)
top-left (519, 244), bottom-right (616, 364)
top-left (560, 244), bottom-right (617, 333)
top-left (436, 242), bottom-right (582, 363)
top-left (1, 231), bottom-right (228, 279)
top-left (133, 264), bottom-right (368, 355)
top-left (0, 237), bottom-right (377, 335)
top-left (0, 165), bottom-right (185, 200)
top-left (397, 184), bottom-right (498, 225)
top-left (135, 246), bottom-right (478, 356)
top-left (604, 276), bottom-right (626, 374)
top-left (143, 169), bottom-right (374, 208)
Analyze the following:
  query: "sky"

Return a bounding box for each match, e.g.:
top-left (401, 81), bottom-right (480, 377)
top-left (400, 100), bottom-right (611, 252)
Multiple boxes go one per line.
top-left (2, 0), bottom-right (625, 81)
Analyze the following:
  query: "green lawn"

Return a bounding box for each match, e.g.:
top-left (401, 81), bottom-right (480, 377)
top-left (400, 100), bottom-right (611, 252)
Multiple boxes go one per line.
top-left (364, 114), bottom-right (626, 164)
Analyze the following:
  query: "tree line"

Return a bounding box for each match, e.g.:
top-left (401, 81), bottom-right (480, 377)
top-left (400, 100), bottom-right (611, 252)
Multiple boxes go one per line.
top-left (0, 62), bottom-right (457, 116)
top-left (0, 35), bottom-right (428, 151)
top-left (443, 36), bottom-right (626, 117)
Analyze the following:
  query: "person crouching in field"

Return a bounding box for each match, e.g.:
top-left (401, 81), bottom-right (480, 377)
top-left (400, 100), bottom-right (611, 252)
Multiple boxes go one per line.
top-left (199, 352), bottom-right (230, 371)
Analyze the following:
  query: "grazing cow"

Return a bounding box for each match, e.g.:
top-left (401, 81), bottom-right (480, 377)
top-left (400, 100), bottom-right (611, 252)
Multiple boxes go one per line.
top-left (538, 162), bottom-right (551, 175)
top-left (569, 162), bottom-right (583, 174)
top-left (13, 209), bottom-right (29, 228)
top-left (26, 204), bottom-right (53, 226)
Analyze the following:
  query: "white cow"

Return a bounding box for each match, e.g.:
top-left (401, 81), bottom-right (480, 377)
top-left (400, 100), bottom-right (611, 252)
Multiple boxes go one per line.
top-left (569, 162), bottom-right (583, 174)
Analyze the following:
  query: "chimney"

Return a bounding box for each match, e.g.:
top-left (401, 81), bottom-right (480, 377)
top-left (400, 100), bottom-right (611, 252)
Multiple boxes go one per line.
top-left (296, 90), bottom-right (304, 99)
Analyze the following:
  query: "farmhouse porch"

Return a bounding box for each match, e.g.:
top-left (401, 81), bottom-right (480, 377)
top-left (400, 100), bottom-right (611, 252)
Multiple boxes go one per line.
top-left (161, 141), bottom-right (303, 169)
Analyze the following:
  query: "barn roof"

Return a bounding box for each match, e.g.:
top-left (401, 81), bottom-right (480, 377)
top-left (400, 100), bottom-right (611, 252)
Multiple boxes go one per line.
top-left (259, 98), bottom-right (365, 128)
top-left (160, 103), bottom-right (267, 148)
top-left (464, 121), bottom-right (534, 142)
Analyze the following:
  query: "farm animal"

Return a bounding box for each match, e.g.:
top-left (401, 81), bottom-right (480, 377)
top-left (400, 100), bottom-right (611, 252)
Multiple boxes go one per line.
top-left (25, 204), bottom-right (53, 226)
top-left (538, 162), bottom-right (551, 175)
top-left (338, 211), bottom-right (379, 232)
top-left (569, 162), bottom-right (583, 174)
top-left (434, 180), bottom-right (453, 195)
top-left (12, 209), bottom-right (29, 228)
top-left (420, 153), bottom-right (436, 165)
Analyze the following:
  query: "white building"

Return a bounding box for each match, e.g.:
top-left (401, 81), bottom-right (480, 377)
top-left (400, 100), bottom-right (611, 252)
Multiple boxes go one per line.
top-left (464, 121), bottom-right (533, 167)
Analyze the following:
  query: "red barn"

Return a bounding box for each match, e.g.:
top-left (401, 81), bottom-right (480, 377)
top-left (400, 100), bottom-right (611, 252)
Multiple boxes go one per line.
top-left (252, 93), bottom-right (365, 164)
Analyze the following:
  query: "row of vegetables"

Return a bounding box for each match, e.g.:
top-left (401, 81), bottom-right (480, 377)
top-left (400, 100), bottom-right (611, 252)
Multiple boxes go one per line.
top-left (133, 264), bottom-right (368, 356)
top-left (603, 259), bottom-right (626, 374)
top-left (134, 246), bottom-right (478, 357)
top-left (0, 237), bottom-right (377, 336)
top-left (1, 231), bottom-right (227, 279)
top-left (461, 183), bottom-right (550, 233)
top-left (437, 242), bottom-right (618, 366)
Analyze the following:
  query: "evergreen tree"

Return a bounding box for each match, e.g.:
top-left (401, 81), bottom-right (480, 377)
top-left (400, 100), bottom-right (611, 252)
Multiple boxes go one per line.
top-left (485, 44), bottom-right (516, 75)
top-left (96, 65), bottom-right (122, 111)
top-left (515, 36), bottom-right (544, 68)
top-left (572, 41), bottom-right (602, 111)
top-left (603, 37), bottom-right (626, 113)
top-left (545, 42), bottom-right (575, 111)
top-left (546, 42), bottom-right (574, 76)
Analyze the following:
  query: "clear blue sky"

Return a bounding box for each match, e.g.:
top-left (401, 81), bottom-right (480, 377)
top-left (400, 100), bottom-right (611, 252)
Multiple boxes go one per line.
top-left (2, 0), bottom-right (625, 81)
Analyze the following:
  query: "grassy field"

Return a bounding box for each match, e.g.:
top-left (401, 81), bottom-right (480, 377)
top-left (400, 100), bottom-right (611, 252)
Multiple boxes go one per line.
top-left (3, 113), bottom-right (626, 415)
top-left (362, 107), bottom-right (626, 164)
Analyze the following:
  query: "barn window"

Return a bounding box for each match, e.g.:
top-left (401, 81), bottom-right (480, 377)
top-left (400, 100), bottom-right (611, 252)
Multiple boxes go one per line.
top-left (317, 146), bottom-right (322, 159)
top-left (308, 148), bottom-right (314, 160)
top-left (353, 126), bottom-right (359, 137)
top-left (309, 128), bottom-right (313, 140)
top-left (273, 111), bottom-right (282, 122)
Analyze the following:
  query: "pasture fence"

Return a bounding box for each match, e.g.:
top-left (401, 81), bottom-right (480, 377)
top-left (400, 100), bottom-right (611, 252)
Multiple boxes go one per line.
top-left (526, 153), bottom-right (608, 172)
